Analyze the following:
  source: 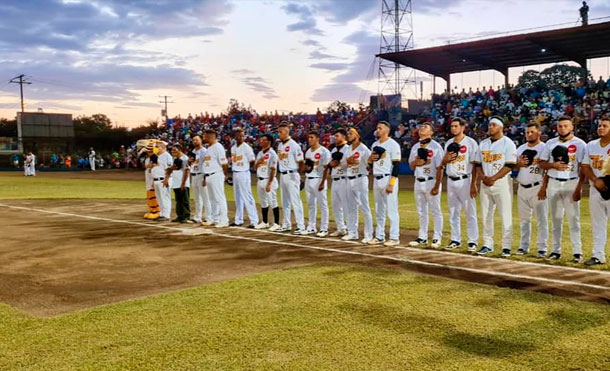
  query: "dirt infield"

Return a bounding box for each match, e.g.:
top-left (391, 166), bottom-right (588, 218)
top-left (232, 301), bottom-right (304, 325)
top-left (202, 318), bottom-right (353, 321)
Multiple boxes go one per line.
top-left (2, 197), bottom-right (610, 317)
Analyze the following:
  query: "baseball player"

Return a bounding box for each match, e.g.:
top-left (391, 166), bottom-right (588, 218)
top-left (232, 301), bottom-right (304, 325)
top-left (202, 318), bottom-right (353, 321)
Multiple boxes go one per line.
top-left (514, 123), bottom-right (548, 258)
top-left (408, 122), bottom-right (444, 248)
top-left (168, 144), bottom-right (190, 223)
top-left (24, 152), bottom-right (36, 176)
top-left (155, 142), bottom-right (173, 222)
top-left (475, 117), bottom-right (517, 256)
top-left (344, 127), bottom-right (373, 243)
top-left (327, 129), bottom-right (350, 237)
top-left (303, 131), bottom-right (331, 236)
top-left (539, 116), bottom-right (585, 262)
top-left (254, 134), bottom-right (281, 230)
top-left (276, 123), bottom-right (306, 234)
top-left (580, 117), bottom-right (610, 265)
top-left (190, 134), bottom-right (212, 224)
top-left (88, 147), bottom-right (96, 171)
top-left (230, 128), bottom-right (259, 228)
top-left (368, 121), bottom-right (401, 246)
top-left (443, 118), bottom-right (479, 252)
top-left (202, 129), bottom-right (229, 228)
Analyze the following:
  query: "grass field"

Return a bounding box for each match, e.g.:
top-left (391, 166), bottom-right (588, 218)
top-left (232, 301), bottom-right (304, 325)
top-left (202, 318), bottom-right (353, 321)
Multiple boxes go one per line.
top-left (2, 172), bottom-right (610, 370)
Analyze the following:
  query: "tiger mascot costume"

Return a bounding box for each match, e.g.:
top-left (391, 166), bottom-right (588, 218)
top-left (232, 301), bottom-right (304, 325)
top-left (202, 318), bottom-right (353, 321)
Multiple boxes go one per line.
top-left (137, 139), bottom-right (163, 220)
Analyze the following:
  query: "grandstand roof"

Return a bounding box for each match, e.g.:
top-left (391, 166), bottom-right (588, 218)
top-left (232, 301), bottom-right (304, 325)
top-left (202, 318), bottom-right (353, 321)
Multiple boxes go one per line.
top-left (378, 21), bottom-right (610, 78)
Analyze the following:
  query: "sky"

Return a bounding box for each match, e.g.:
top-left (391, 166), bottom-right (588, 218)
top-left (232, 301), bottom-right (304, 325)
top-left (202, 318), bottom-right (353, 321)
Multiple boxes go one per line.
top-left (0, 0), bottom-right (609, 127)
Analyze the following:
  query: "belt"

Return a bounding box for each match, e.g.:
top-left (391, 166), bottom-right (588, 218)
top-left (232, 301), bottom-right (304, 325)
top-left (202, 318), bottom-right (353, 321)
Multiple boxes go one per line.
top-left (348, 174), bottom-right (365, 180)
top-left (550, 176), bottom-right (578, 182)
top-left (375, 174), bottom-right (390, 180)
top-left (280, 170), bottom-right (296, 175)
top-left (333, 176), bottom-right (346, 181)
top-left (233, 170), bottom-right (249, 173)
top-left (204, 172), bottom-right (218, 178)
top-left (448, 174), bottom-right (469, 181)
top-left (258, 177), bottom-right (268, 181)
top-left (153, 177), bottom-right (165, 181)
top-left (191, 173), bottom-right (202, 176)
top-left (416, 177), bottom-right (434, 182)
top-left (520, 181), bottom-right (540, 189)
top-left (307, 176), bottom-right (321, 179)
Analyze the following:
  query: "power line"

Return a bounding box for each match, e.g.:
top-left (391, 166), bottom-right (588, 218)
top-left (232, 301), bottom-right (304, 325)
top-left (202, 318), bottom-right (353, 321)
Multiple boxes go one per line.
top-left (158, 95), bottom-right (174, 122)
top-left (9, 74), bottom-right (31, 113)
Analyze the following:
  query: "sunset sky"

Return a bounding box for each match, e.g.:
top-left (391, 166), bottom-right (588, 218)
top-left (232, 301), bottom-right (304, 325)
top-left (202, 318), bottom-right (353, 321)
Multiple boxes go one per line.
top-left (1, 0), bottom-right (609, 127)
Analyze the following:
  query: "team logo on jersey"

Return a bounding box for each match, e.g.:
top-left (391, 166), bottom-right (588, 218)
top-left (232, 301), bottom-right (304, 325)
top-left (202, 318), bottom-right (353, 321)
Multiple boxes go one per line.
top-left (459, 145), bottom-right (467, 154)
top-left (314, 153), bottom-right (321, 160)
top-left (264, 154), bottom-right (270, 160)
top-left (285, 146), bottom-right (290, 152)
top-left (607, 147), bottom-right (610, 155)
top-left (568, 144), bottom-right (577, 154)
top-left (354, 152), bottom-right (360, 159)
top-left (428, 150), bottom-right (434, 158)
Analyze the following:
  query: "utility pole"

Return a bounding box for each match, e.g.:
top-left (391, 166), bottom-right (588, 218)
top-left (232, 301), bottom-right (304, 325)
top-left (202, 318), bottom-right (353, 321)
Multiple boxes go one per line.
top-left (158, 95), bottom-right (174, 123)
top-left (9, 74), bottom-right (32, 113)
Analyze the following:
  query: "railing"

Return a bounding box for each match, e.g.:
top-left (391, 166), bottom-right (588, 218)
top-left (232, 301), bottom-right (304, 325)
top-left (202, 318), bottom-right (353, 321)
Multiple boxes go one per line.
top-left (0, 137), bottom-right (19, 151)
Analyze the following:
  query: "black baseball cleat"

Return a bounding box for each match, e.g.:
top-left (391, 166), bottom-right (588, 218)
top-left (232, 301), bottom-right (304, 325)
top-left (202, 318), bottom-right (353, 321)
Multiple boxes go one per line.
top-left (547, 252), bottom-right (561, 260)
top-left (584, 257), bottom-right (604, 266)
top-left (516, 248), bottom-right (527, 256)
top-left (537, 251), bottom-right (547, 259)
top-left (501, 249), bottom-right (511, 258)
top-left (171, 218), bottom-right (181, 223)
top-left (445, 241), bottom-right (461, 250)
top-left (467, 243), bottom-right (477, 253)
top-left (477, 246), bottom-right (492, 256)
top-left (229, 222), bottom-right (243, 227)
top-left (247, 224), bottom-right (255, 229)
top-left (572, 254), bottom-right (583, 264)
top-left (408, 238), bottom-right (427, 247)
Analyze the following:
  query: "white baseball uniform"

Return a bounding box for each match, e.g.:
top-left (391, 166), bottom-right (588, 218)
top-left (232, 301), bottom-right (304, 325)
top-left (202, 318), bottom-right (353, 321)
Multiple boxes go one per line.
top-left (330, 144), bottom-right (350, 232)
top-left (409, 140), bottom-right (444, 241)
top-left (191, 147), bottom-right (212, 223)
top-left (345, 142), bottom-right (373, 240)
top-left (582, 139), bottom-right (610, 262)
top-left (89, 150), bottom-right (96, 171)
top-left (231, 142), bottom-right (259, 225)
top-left (155, 151), bottom-right (173, 218)
top-left (203, 142), bottom-right (229, 225)
top-left (478, 136), bottom-right (517, 250)
top-left (540, 136), bottom-right (586, 255)
top-left (255, 148), bottom-right (279, 209)
top-left (24, 154), bottom-right (36, 176)
top-left (305, 145), bottom-right (331, 232)
top-left (516, 142), bottom-right (548, 253)
top-left (277, 138), bottom-right (305, 230)
top-left (371, 137), bottom-right (401, 241)
top-left (445, 136), bottom-right (479, 245)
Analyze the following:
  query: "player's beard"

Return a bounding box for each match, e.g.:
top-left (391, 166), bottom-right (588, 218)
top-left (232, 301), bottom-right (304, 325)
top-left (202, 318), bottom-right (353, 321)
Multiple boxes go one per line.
top-left (558, 131), bottom-right (571, 140)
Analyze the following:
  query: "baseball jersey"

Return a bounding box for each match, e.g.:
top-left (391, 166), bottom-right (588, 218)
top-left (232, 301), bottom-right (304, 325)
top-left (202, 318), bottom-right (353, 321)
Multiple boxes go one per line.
top-left (89, 150), bottom-right (96, 158)
top-left (444, 136), bottom-right (479, 177)
top-left (409, 140), bottom-right (444, 179)
top-left (255, 148), bottom-right (278, 179)
top-left (582, 139), bottom-right (610, 181)
top-left (305, 146), bottom-right (331, 178)
top-left (346, 143), bottom-right (371, 177)
top-left (203, 142), bottom-right (228, 175)
top-left (191, 147), bottom-right (206, 174)
top-left (277, 138), bottom-right (303, 172)
top-left (540, 136), bottom-right (586, 179)
top-left (171, 154), bottom-right (190, 188)
top-left (477, 136), bottom-right (517, 177)
top-left (158, 151), bottom-right (173, 171)
top-left (144, 157), bottom-right (153, 189)
top-left (371, 138), bottom-right (401, 175)
top-left (231, 143), bottom-right (255, 172)
top-left (330, 144), bottom-right (349, 177)
top-left (151, 163), bottom-right (165, 179)
top-left (25, 154), bottom-right (35, 165)
top-left (516, 142), bottom-right (545, 185)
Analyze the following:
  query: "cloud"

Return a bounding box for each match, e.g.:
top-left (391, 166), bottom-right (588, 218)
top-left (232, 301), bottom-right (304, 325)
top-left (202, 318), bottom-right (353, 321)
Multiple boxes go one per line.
top-left (282, 2), bottom-right (324, 35)
top-left (242, 77), bottom-right (279, 100)
top-left (232, 69), bottom-right (255, 75)
top-left (309, 49), bottom-right (345, 60)
top-left (310, 63), bottom-right (351, 71)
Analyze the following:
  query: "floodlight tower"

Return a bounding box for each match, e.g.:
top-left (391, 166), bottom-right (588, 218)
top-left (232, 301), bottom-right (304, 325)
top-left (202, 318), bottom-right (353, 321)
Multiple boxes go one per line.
top-left (378, 0), bottom-right (416, 99)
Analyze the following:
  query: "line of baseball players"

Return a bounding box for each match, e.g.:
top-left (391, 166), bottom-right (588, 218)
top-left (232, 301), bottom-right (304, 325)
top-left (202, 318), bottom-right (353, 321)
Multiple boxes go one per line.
top-left (144, 116), bottom-right (610, 266)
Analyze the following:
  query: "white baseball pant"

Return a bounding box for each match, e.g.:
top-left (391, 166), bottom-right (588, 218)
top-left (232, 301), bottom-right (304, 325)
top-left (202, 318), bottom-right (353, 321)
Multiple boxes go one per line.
top-left (257, 178), bottom-right (278, 208)
top-left (480, 176), bottom-right (512, 250)
top-left (206, 172), bottom-right (229, 225)
top-left (414, 179), bottom-right (443, 241)
top-left (89, 157), bottom-right (96, 171)
top-left (374, 175), bottom-right (400, 241)
top-left (346, 176), bottom-right (373, 240)
top-left (589, 187), bottom-right (610, 263)
top-left (25, 164), bottom-right (35, 176)
top-left (280, 172), bottom-right (305, 230)
top-left (331, 178), bottom-right (348, 231)
top-left (232, 171), bottom-right (259, 225)
top-left (191, 173), bottom-right (211, 222)
top-left (153, 178), bottom-right (172, 219)
top-left (548, 178), bottom-right (582, 255)
top-left (305, 177), bottom-right (329, 232)
top-left (447, 176), bottom-right (478, 244)
top-left (517, 183), bottom-right (548, 253)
